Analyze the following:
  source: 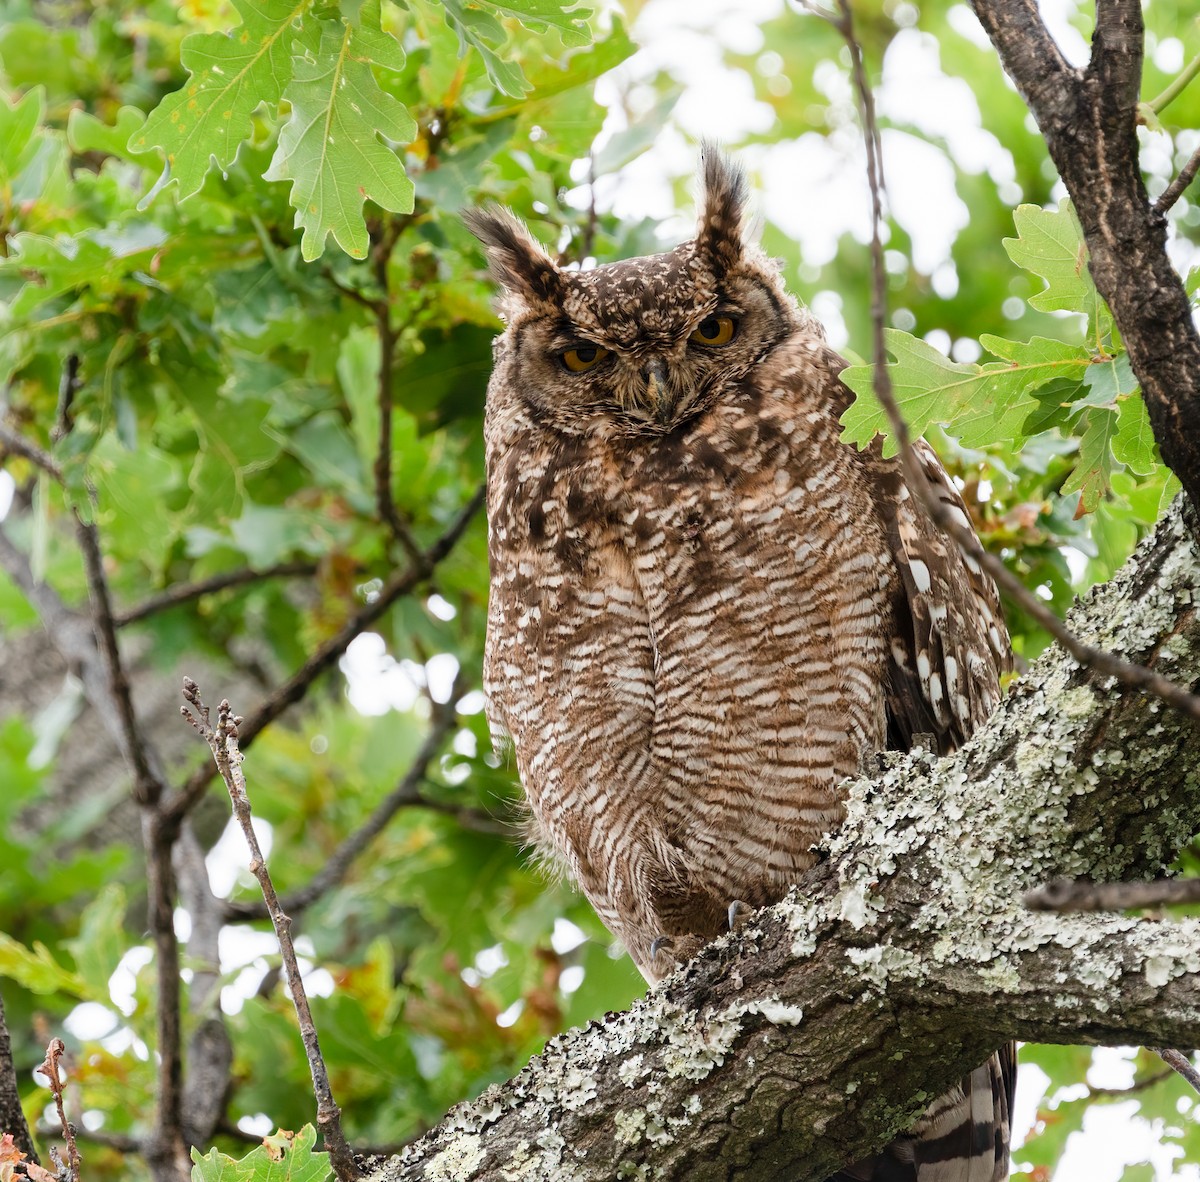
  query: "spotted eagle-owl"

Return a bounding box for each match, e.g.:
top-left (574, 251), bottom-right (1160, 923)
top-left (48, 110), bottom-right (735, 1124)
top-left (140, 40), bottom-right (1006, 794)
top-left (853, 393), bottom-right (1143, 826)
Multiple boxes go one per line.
top-left (467, 149), bottom-right (1015, 1181)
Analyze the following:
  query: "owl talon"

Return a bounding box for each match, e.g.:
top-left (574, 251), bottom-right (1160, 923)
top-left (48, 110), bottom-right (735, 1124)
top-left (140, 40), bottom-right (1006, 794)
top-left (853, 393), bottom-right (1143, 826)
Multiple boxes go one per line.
top-left (649, 935), bottom-right (672, 963)
top-left (728, 900), bottom-right (753, 931)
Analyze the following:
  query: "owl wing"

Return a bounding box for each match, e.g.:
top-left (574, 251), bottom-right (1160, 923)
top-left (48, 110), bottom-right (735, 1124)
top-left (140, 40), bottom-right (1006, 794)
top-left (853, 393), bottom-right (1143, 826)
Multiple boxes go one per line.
top-left (483, 434), bottom-right (685, 972)
top-left (877, 440), bottom-right (1011, 756)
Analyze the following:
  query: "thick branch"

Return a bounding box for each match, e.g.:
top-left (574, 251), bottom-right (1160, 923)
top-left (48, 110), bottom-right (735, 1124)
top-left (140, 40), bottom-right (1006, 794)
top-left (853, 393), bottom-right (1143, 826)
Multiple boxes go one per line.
top-left (0, 990), bottom-right (38, 1164)
top-left (372, 500), bottom-right (1200, 1182)
top-left (972, 0), bottom-right (1200, 514)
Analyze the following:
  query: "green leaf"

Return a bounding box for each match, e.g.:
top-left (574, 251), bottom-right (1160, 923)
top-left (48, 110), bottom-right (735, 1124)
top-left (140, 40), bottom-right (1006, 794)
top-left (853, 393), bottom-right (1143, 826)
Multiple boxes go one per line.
top-left (1080, 351), bottom-right (1137, 408)
top-left (65, 885), bottom-right (128, 1001)
top-left (0, 86), bottom-right (45, 191)
top-left (1003, 201), bottom-right (1095, 313)
top-left (281, 410), bottom-right (369, 502)
top-left (67, 106), bottom-right (155, 164)
top-left (441, 0), bottom-right (530, 96)
top-left (266, 5), bottom-right (416, 260)
top-left (1112, 393), bottom-right (1159, 475)
top-left (191, 1125), bottom-right (331, 1182)
top-left (1061, 406), bottom-right (1119, 514)
top-left (132, 0), bottom-right (313, 201)
top-left (839, 330), bottom-right (1086, 455)
top-left (477, 0), bottom-right (592, 44)
top-left (0, 931), bottom-right (89, 997)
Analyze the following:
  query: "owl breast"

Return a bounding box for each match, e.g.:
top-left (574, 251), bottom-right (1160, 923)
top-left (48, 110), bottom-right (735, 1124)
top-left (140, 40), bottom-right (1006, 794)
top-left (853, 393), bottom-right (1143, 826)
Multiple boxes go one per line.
top-left (485, 339), bottom-right (895, 969)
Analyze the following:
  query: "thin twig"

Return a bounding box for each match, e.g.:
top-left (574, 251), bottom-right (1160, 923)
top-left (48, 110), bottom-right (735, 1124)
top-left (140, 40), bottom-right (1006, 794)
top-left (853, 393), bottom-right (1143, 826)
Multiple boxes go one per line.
top-left (1148, 49), bottom-right (1200, 115)
top-left (40, 1040), bottom-right (81, 1182)
top-left (1151, 1048), bottom-right (1200, 1096)
top-left (222, 678), bottom-right (498, 921)
top-left (830, 0), bottom-right (1200, 724)
top-left (181, 682), bottom-right (360, 1182)
top-left (1155, 143), bottom-right (1200, 216)
top-left (372, 217), bottom-right (423, 566)
top-left (325, 269), bottom-right (382, 312)
top-left (52, 354), bottom-right (80, 443)
top-left (64, 1127), bottom-right (144, 1153)
top-left (161, 484), bottom-right (485, 833)
top-left (1086, 1065), bottom-right (1174, 1098)
top-left (0, 420), bottom-right (63, 481)
top-left (74, 516), bottom-right (167, 804)
top-left (1024, 876), bottom-right (1200, 911)
top-left (114, 560), bottom-right (319, 627)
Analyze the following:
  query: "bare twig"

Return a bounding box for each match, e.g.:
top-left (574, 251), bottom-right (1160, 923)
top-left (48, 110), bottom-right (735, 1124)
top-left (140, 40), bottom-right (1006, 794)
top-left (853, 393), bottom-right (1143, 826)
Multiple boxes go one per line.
top-left (61, 1127), bottom-right (144, 1153)
top-left (1148, 49), bottom-right (1200, 116)
top-left (222, 678), bottom-right (497, 921)
top-left (372, 218), bottom-right (423, 566)
top-left (1025, 876), bottom-right (1200, 911)
top-left (1151, 1048), bottom-right (1200, 1096)
top-left (0, 420), bottom-right (63, 481)
top-left (39, 1040), bottom-right (81, 1182)
top-left (74, 516), bottom-right (167, 804)
top-left (1155, 143), bottom-right (1200, 216)
top-left (161, 484), bottom-right (485, 833)
top-left (325, 269), bottom-right (383, 312)
top-left (52, 354), bottom-right (80, 443)
top-left (114, 560), bottom-right (319, 627)
top-left (830, 0), bottom-right (1200, 724)
top-left (181, 681), bottom-right (360, 1182)
top-left (1086, 1065), bottom-right (1174, 1098)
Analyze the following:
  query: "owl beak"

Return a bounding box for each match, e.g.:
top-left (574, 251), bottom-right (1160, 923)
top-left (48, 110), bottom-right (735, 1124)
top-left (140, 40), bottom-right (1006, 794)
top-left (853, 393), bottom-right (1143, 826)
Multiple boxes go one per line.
top-left (642, 358), bottom-right (673, 423)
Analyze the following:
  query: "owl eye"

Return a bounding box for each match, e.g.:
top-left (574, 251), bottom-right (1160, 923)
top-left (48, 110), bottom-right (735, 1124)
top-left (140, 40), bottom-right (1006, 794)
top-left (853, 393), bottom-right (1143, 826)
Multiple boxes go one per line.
top-left (690, 315), bottom-right (738, 346)
top-left (560, 343), bottom-right (610, 373)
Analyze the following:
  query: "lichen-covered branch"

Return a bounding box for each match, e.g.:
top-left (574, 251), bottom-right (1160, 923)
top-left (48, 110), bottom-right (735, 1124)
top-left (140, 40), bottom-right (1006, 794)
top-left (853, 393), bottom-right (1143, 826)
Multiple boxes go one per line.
top-left (372, 500), bottom-right (1200, 1182)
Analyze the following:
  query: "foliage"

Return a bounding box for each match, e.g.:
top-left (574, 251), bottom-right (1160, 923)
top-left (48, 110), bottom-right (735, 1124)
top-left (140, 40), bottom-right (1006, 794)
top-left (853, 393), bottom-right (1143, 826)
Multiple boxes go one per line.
top-left (0, 0), bottom-right (1197, 1179)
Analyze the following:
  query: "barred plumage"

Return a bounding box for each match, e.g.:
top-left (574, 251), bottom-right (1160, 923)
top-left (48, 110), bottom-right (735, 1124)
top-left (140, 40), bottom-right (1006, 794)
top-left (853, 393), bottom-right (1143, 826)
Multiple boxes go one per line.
top-left (469, 148), bottom-right (1015, 1181)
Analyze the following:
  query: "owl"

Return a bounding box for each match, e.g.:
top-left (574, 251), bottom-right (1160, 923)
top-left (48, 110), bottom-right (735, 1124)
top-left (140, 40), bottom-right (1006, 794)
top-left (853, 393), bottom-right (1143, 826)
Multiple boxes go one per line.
top-left (467, 148), bottom-right (1015, 1182)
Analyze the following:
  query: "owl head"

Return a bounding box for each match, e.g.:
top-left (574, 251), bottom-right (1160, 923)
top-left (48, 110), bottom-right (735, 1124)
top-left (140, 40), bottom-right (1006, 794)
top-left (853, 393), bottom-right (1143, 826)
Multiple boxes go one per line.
top-left (466, 147), bottom-right (812, 433)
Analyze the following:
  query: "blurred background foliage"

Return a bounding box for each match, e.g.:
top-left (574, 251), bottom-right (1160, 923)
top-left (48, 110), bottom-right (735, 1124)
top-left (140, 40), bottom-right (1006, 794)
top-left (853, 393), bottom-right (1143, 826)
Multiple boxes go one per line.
top-left (0, 0), bottom-right (1198, 1178)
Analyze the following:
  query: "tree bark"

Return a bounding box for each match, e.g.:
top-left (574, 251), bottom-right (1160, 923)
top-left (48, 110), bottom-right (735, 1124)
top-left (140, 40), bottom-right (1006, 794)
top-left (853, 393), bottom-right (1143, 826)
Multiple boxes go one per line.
top-left (370, 498), bottom-right (1200, 1181)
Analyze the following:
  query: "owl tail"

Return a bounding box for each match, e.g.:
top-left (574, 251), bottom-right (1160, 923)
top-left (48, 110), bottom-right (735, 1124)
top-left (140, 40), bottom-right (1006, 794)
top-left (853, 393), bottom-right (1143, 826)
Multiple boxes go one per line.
top-left (825, 1045), bottom-right (1015, 1182)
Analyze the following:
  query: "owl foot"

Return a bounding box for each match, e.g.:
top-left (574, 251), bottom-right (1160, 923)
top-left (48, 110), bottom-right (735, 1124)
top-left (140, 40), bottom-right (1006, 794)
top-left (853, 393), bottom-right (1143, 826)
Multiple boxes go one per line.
top-left (727, 899), bottom-right (754, 931)
top-left (648, 932), bottom-right (705, 973)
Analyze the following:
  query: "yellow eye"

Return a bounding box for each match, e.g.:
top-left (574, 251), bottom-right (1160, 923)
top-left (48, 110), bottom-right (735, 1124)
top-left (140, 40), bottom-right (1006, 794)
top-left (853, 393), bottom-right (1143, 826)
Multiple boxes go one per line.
top-left (560, 343), bottom-right (609, 373)
top-left (690, 315), bottom-right (737, 346)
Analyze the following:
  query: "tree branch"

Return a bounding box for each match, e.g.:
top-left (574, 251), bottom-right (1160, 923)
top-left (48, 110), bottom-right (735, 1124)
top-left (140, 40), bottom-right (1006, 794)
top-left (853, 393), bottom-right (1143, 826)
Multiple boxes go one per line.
top-left (114, 560), bottom-right (319, 627)
top-left (372, 216), bottom-right (423, 566)
top-left (1155, 143), bottom-right (1200, 216)
top-left (972, 0), bottom-right (1200, 516)
top-left (371, 501), bottom-right (1200, 1181)
top-left (159, 484), bottom-right (484, 835)
top-left (0, 990), bottom-right (38, 1165)
top-left (182, 684), bottom-right (360, 1182)
top-left (221, 687), bottom-right (472, 921)
top-left (834, 0), bottom-right (1200, 722)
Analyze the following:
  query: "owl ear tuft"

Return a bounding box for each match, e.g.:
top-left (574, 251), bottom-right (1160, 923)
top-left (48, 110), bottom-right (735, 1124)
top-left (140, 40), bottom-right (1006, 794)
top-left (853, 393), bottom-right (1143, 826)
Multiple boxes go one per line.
top-left (464, 206), bottom-right (562, 304)
top-left (695, 143), bottom-right (748, 278)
